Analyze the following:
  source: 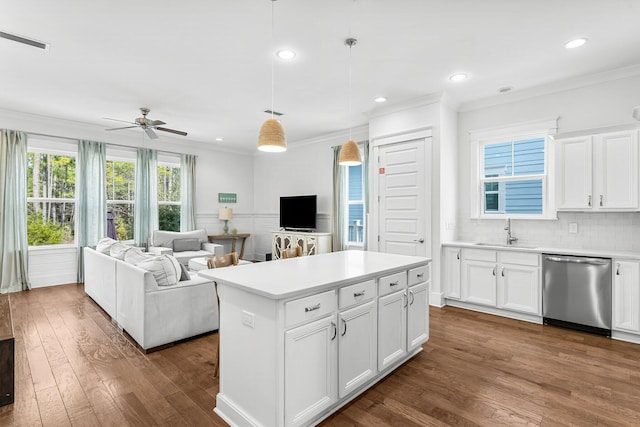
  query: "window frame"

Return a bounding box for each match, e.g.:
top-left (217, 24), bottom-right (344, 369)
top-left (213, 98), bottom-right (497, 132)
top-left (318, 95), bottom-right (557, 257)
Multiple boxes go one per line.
top-left (157, 157), bottom-right (181, 232)
top-left (106, 152), bottom-right (136, 242)
top-left (469, 118), bottom-right (558, 220)
top-left (344, 147), bottom-right (365, 247)
top-left (26, 140), bottom-right (78, 248)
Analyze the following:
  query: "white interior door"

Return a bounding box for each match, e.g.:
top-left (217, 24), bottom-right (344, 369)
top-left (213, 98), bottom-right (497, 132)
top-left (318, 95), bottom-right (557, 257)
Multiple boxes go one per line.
top-left (377, 139), bottom-right (426, 256)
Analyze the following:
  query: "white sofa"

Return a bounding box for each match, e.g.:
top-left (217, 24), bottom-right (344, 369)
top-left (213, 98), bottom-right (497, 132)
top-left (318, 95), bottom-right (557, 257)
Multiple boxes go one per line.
top-left (148, 229), bottom-right (223, 266)
top-left (83, 246), bottom-right (219, 350)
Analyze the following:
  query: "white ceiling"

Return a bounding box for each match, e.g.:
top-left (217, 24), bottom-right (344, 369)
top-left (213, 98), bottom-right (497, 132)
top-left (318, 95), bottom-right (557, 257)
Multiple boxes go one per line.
top-left (2, 0), bottom-right (640, 152)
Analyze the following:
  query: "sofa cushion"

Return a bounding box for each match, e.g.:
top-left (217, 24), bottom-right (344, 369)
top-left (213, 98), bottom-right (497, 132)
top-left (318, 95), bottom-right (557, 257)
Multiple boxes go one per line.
top-left (179, 263), bottom-right (190, 281)
top-left (96, 237), bottom-right (117, 254)
top-left (151, 229), bottom-right (208, 248)
top-left (110, 242), bottom-right (133, 260)
top-left (124, 247), bottom-right (153, 264)
top-left (173, 238), bottom-right (201, 252)
top-left (136, 255), bottom-right (181, 287)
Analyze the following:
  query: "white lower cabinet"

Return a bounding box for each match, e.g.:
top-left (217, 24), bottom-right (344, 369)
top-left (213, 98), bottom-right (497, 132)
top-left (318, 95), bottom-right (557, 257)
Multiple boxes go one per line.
top-left (338, 300), bottom-right (377, 398)
top-left (377, 290), bottom-right (407, 371)
top-left (612, 259), bottom-right (640, 333)
top-left (407, 281), bottom-right (429, 350)
top-left (443, 246), bottom-right (461, 299)
top-left (461, 249), bottom-right (497, 306)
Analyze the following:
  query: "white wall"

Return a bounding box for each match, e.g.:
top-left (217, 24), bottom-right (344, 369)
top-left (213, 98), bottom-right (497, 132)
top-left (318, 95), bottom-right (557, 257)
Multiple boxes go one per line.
top-left (0, 108), bottom-right (254, 286)
top-left (251, 126), bottom-right (368, 260)
top-left (456, 73), bottom-right (640, 252)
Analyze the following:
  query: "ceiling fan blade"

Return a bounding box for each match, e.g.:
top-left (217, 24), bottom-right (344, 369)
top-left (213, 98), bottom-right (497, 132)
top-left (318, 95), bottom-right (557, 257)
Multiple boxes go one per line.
top-left (105, 126), bottom-right (138, 131)
top-left (156, 126), bottom-right (188, 136)
top-left (145, 128), bottom-right (159, 139)
top-left (103, 117), bottom-right (136, 125)
top-left (148, 120), bottom-right (166, 126)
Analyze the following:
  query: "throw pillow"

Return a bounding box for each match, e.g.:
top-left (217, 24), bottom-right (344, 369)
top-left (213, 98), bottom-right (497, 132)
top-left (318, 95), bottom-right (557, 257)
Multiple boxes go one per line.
top-left (110, 242), bottom-right (132, 260)
top-left (179, 263), bottom-right (190, 281)
top-left (136, 255), bottom-right (181, 287)
top-left (96, 237), bottom-right (117, 254)
top-left (123, 247), bottom-right (152, 264)
top-left (173, 238), bottom-right (201, 252)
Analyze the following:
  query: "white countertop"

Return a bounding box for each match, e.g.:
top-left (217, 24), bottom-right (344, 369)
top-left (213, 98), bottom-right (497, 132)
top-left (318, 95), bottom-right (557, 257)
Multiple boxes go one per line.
top-left (442, 241), bottom-right (640, 260)
top-left (199, 250), bottom-right (430, 299)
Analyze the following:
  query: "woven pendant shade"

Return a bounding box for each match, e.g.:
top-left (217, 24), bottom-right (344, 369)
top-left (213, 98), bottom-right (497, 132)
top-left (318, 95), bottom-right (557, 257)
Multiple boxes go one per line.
top-left (339, 139), bottom-right (361, 165)
top-left (258, 118), bottom-right (287, 152)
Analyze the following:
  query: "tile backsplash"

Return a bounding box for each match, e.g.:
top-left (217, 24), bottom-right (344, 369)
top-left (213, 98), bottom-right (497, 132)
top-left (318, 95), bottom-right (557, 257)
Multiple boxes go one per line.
top-left (456, 212), bottom-right (640, 252)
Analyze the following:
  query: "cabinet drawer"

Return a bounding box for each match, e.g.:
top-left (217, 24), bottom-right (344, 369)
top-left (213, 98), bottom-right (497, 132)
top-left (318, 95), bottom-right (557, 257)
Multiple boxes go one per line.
top-left (285, 290), bottom-right (336, 328)
top-left (498, 251), bottom-right (539, 267)
top-left (463, 249), bottom-right (496, 262)
top-left (339, 280), bottom-right (375, 309)
top-left (408, 265), bottom-right (429, 286)
top-left (378, 271), bottom-right (407, 297)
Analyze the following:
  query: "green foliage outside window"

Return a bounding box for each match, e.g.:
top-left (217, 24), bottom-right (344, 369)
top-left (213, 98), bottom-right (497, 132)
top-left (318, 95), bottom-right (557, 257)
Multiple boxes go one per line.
top-left (158, 165), bottom-right (181, 232)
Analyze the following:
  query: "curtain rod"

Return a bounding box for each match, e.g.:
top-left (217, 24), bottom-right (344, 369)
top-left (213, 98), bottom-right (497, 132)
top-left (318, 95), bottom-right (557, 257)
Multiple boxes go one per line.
top-left (24, 131), bottom-right (189, 157)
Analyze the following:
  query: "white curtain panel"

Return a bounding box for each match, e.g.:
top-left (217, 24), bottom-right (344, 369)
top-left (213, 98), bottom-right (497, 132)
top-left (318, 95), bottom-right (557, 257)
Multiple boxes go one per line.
top-left (134, 148), bottom-right (159, 247)
top-left (331, 146), bottom-right (346, 252)
top-left (180, 154), bottom-right (197, 232)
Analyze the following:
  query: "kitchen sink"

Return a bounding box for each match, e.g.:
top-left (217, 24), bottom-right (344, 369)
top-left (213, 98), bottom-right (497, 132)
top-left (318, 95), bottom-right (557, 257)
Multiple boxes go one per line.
top-left (472, 242), bottom-right (538, 249)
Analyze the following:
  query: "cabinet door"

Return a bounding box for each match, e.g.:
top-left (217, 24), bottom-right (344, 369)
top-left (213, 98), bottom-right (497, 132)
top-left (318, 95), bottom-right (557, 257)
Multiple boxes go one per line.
top-left (556, 136), bottom-right (593, 210)
top-left (273, 234), bottom-right (283, 260)
top-left (443, 247), bottom-right (461, 299)
top-left (407, 282), bottom-right (429, 351)
top-left (285, 316), bottom-right (337, 427)
top-left (461, 260), bottom-right (497, 306)
top-left (497, 263), bottom-right (540, 315)
top-left (338, 301), bottom-right (377, 398)
top-left (377, 290), bottom-right (407, 371)
top-left (612, 260), bottom-right (640, 333)
top-left (305, 236), bottom-right (318, 256)
top-left (595, 131), bottom-right (639, 209)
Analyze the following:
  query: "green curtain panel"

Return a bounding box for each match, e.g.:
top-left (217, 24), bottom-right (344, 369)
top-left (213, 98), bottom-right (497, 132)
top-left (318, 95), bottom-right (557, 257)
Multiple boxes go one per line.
top-left (180, 154), bottom-right (197, 232)
top-left (77, 140), bottom-right (106, 282)
top-left (0, 129), bottom-right (31, 293)
top-left (362, 140), bottom-right (370, 250)
top-left (332, 146), bottom-right (346, 252)
top-left (134, 148), bottom-right (159, 247)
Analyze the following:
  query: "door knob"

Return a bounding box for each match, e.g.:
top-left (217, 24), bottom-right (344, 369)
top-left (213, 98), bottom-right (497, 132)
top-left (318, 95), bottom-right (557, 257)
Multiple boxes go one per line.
top-left (414, 238), bottom-right (425, 243)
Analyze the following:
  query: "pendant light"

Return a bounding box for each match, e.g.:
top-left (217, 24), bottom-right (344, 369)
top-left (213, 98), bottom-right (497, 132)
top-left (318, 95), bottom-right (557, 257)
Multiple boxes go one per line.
top-left (258, 0), bottom-right (287, 152)
top-left (339, 37), bottom-right (361, 166)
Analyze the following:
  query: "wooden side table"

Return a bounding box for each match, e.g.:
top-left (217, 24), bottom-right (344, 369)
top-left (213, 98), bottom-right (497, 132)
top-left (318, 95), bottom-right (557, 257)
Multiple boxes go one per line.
top-left (0, 294), bottom-right (14, 407)
top-left (208, 233), bottom-right (251, 259)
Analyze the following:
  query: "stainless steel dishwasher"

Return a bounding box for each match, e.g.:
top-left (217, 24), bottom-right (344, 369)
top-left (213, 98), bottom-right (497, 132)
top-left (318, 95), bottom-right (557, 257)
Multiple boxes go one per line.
top-left (542, 254), bottom-right (612, 336)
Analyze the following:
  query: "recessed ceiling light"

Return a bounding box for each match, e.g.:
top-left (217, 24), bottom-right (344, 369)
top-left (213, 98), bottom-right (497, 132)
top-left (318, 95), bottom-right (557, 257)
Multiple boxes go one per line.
top-left (564, 38), bottom-right (587, 49)
top-left (449, 73), bottom-right (468, 82)
top-left (276, 49), bottom-right (296, 60)
top-left (215, 137), bottom-right (223, 142)
top-left (374, 97), bottom-right (387, 103)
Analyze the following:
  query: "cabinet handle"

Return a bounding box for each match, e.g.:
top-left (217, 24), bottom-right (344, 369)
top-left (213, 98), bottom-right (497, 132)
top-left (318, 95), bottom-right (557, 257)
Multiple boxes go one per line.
top-left (403, 292), bottom-right (408, 308)
top-left (456, 251), bottom-right (460, 260)
top-left (588, 195), bottom-right (592, 207)
top-left (492, 266), bottom-right (496, 276)
top-left (501, 267), bottom-right (505, 277)
top-left (305, 303), bottom-right (321, 312)
top-left (341, 318), bottom-right (347, 336)
top-left (330, 321), bottom-right (337, 341)
top-left (409, 290), bottom-right (415, 305)
top-left (353, 290), bottom-right (366, 297)
top-left (600, 195), bottom-right (603, 207)
top-left (389, 281), bottom-right (399, 287)
top-left (417, 273), bottom-right (425, 278)
top-left (616, 263), bottom-right (620, 276)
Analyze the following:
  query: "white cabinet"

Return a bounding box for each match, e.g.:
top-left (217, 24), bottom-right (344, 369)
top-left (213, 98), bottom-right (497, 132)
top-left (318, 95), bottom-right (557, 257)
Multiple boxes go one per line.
top-left (407, 281), bottom-right (429, 350)
top-left (556, 130), bottom-right (638, 211)
top-left (443, 246), bottom-right (461, 299)
top-left (338, 300), bottom-right (376, 398)
top-left (285, 316), bottom-right (337, 427)
top-left (461, 249), bottom-right (497, 307)
top-left (377, 289), bottom-right (407, 371)
top-left (272, 231), bottom-right (332, 259)
top-left (612, 260), bottom-right (640, 333)
top-left (497, 252), bottom-right (540, 315)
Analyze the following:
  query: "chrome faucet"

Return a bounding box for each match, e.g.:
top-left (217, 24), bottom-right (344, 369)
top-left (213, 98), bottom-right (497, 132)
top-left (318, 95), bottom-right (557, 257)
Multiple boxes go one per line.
top-left (504, 217), bottom-right (518, 245)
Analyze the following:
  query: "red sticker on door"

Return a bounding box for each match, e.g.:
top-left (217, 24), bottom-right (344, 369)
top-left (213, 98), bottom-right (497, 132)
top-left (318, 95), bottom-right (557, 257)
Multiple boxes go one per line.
top-left (379, 167), bottom-right (385, 174)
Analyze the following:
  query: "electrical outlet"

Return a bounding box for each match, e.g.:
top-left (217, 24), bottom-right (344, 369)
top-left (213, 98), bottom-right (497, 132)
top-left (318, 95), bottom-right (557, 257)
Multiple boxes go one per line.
top-left (569, 223), bottom-right (578, 233)
top-left (242, 310), bottom-right (255, 329)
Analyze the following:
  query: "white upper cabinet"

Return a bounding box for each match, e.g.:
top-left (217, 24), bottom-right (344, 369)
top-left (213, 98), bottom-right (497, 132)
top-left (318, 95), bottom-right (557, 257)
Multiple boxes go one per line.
top-left (556, 130), bottom-right (638, 211)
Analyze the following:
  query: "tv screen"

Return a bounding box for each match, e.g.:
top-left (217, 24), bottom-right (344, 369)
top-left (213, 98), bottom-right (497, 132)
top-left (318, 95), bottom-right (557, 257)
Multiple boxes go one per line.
top-left (280, 195), bottom-right (317, 231)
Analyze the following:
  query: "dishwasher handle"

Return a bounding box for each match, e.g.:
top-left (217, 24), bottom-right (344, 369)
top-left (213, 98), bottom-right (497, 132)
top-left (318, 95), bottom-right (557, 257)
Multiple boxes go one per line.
top-left (544, 255), bottom-right (610, 266)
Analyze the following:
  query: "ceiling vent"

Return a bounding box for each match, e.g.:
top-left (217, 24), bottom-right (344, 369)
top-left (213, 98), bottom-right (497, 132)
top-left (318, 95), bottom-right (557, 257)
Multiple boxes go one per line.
top-left (264, 109), bottom-right (284, 116)
top-left (0, 31), bottom-right (49, 50)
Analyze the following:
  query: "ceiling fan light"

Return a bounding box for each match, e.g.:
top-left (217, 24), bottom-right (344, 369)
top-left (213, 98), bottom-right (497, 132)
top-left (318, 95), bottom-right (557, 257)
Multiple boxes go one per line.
top-left (258, 118), bottom-right (287, 152)
top-left (339, 139), bottom-right (361, 165)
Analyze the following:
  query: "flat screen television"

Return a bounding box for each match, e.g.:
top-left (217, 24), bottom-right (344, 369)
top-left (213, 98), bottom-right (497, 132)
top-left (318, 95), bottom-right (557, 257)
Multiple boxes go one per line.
top-left (279, 195), bottom-right (317, 231)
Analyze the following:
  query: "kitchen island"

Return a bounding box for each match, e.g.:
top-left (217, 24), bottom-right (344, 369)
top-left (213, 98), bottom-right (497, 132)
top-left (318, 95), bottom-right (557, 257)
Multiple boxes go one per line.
top-left (199, 250), bottom-right (430, 427)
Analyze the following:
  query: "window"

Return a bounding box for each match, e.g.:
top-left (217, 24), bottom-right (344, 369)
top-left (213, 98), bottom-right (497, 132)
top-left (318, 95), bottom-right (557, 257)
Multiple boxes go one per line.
top-left (470, 119), bottom-right (557, 219)
top-left (346, 163), bottom-right (365, 244)
top-left (106, 158), bottom-right (135, 240)
top-left (158, 162), bottom-right (180, 232)
top-left (27, 147), bottom-right (77, 246)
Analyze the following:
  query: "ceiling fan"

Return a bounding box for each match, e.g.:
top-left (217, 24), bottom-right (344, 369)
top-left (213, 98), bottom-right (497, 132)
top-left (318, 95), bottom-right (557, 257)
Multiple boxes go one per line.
top-left (104, 107), bottom-right (188, 139)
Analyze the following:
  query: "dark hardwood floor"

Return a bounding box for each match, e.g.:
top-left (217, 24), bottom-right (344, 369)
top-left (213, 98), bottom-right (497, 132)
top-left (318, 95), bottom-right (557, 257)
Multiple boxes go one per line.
top-left (1, 283), bottom-right (639, 426)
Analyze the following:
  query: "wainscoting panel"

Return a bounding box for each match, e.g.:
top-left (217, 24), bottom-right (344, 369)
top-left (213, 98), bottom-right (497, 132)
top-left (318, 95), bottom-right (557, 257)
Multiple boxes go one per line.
top-left (28, 246), bottom-right (78, 288)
